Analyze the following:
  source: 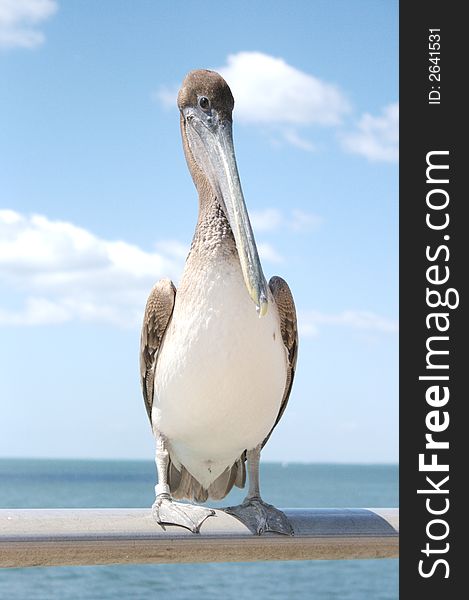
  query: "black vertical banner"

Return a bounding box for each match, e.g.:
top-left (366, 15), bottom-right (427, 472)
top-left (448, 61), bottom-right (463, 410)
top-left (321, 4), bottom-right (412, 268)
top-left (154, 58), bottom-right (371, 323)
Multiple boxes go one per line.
top-left (400, 2), bottom-right (464, 597)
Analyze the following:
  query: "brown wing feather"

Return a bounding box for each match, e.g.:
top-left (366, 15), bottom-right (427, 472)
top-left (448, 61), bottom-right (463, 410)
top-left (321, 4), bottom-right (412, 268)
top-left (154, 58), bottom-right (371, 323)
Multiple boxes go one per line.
top-left (140, 278), bottom-right (176, 423)
top-left (262, 275), bottom-right (298, 447)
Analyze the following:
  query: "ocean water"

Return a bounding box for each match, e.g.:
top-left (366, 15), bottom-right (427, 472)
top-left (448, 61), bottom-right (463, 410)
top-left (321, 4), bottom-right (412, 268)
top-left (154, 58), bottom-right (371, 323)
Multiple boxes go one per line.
top-left (0, 460), bottom-right (398, 599)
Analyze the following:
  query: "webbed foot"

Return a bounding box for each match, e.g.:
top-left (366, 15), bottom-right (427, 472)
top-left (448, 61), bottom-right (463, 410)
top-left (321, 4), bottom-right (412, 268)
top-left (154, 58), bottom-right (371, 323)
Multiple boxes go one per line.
top-left (152, 495), bottom-right (215, 533)
top-left (225, 497), bottom-right (293, 536)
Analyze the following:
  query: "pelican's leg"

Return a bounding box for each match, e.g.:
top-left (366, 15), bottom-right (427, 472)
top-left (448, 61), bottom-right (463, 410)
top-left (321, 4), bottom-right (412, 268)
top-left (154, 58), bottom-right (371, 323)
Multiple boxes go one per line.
top-left (151, 435), bottom-right (215, 533)
top-left (225, 445), bottom-right (293, 535)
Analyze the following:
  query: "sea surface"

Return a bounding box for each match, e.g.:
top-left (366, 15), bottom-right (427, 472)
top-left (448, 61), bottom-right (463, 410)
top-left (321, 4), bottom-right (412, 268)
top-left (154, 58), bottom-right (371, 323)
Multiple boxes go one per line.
top-left (0, 460), bottom-right (398, 599)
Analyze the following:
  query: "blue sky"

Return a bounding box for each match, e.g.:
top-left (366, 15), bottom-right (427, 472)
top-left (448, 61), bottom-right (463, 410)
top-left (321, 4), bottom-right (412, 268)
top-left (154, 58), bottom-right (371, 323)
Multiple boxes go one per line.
top-left (0, 0), bottom-right (398, 462)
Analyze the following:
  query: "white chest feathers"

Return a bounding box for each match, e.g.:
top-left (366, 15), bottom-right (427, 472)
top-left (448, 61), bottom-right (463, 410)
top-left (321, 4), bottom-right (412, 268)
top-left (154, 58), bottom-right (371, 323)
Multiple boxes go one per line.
top-left (152, 258), bottom-right (288, 486)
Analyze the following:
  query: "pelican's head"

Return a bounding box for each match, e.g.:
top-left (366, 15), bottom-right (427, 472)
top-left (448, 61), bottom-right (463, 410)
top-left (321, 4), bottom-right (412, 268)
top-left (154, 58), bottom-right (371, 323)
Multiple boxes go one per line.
top-left (177, 70), bottom-right (268, 317)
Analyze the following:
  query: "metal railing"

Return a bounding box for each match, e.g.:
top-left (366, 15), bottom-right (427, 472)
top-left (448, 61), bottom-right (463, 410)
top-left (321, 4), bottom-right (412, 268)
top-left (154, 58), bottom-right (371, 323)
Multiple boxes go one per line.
top-left (0, 507), bottom-right (398, 568)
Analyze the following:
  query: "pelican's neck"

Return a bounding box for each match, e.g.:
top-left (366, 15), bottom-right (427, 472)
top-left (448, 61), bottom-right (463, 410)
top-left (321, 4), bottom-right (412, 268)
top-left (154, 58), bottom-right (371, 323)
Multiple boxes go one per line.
top-left (189, 192), bottom-right (237, 261)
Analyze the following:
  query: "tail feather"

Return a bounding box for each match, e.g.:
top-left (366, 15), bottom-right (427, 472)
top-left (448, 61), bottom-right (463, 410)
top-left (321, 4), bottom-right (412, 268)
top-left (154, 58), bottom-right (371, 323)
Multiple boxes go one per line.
top-left (171, 465), bottom-right (208, 503)
top-left (234, 455), bottom-right (246, 489)
top-left (168, 456), bottom-right (246, 502)
top-left (208, 465), bottom-right (236, 500)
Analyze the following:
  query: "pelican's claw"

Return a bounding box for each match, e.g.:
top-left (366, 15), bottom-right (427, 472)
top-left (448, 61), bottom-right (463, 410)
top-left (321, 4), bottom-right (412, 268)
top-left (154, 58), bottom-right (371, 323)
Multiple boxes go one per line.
top-left (225, 498), bottom-right (293, 536)
top-left (152, 496), bottom-right (215, 533)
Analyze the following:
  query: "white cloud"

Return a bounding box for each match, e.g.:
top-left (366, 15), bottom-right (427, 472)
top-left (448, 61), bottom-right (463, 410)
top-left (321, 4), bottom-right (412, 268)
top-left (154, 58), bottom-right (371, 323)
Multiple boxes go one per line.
top-left (0, 0), bottom-right (57, 49)
top-left (250, 207), bottom-right (322, 234)
top-left (341, 102), bottom-right (399, 163)
top-left (219, 52), bottom-right (350, 126)
top-left (0, 209), bottom-right (184, 327)
top-left (300, 309), bottom-right (398, 337)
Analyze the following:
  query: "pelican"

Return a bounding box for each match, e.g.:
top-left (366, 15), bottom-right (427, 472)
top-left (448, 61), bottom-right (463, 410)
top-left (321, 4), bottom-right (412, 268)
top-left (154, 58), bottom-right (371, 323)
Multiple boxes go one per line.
top-left (140, 70), bottom-right (298, 535)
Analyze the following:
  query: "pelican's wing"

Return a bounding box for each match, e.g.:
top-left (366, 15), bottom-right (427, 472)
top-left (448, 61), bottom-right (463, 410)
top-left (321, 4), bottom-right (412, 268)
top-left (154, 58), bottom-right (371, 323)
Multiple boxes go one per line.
top-left (140, 278), bottom-right (176, 423)
top-left (262, 276), bottom-right (298, 447)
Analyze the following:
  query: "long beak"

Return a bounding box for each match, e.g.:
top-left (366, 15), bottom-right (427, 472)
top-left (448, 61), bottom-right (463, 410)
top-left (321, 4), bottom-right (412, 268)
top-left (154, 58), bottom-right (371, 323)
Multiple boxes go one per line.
top-left (183, 107), bottom-right (268, 316)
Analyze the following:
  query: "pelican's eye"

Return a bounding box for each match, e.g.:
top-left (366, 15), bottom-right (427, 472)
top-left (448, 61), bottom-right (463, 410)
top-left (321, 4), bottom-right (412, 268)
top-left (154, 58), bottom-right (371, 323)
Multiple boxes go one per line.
top-left (198, 96), bottom-right (210, 111)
